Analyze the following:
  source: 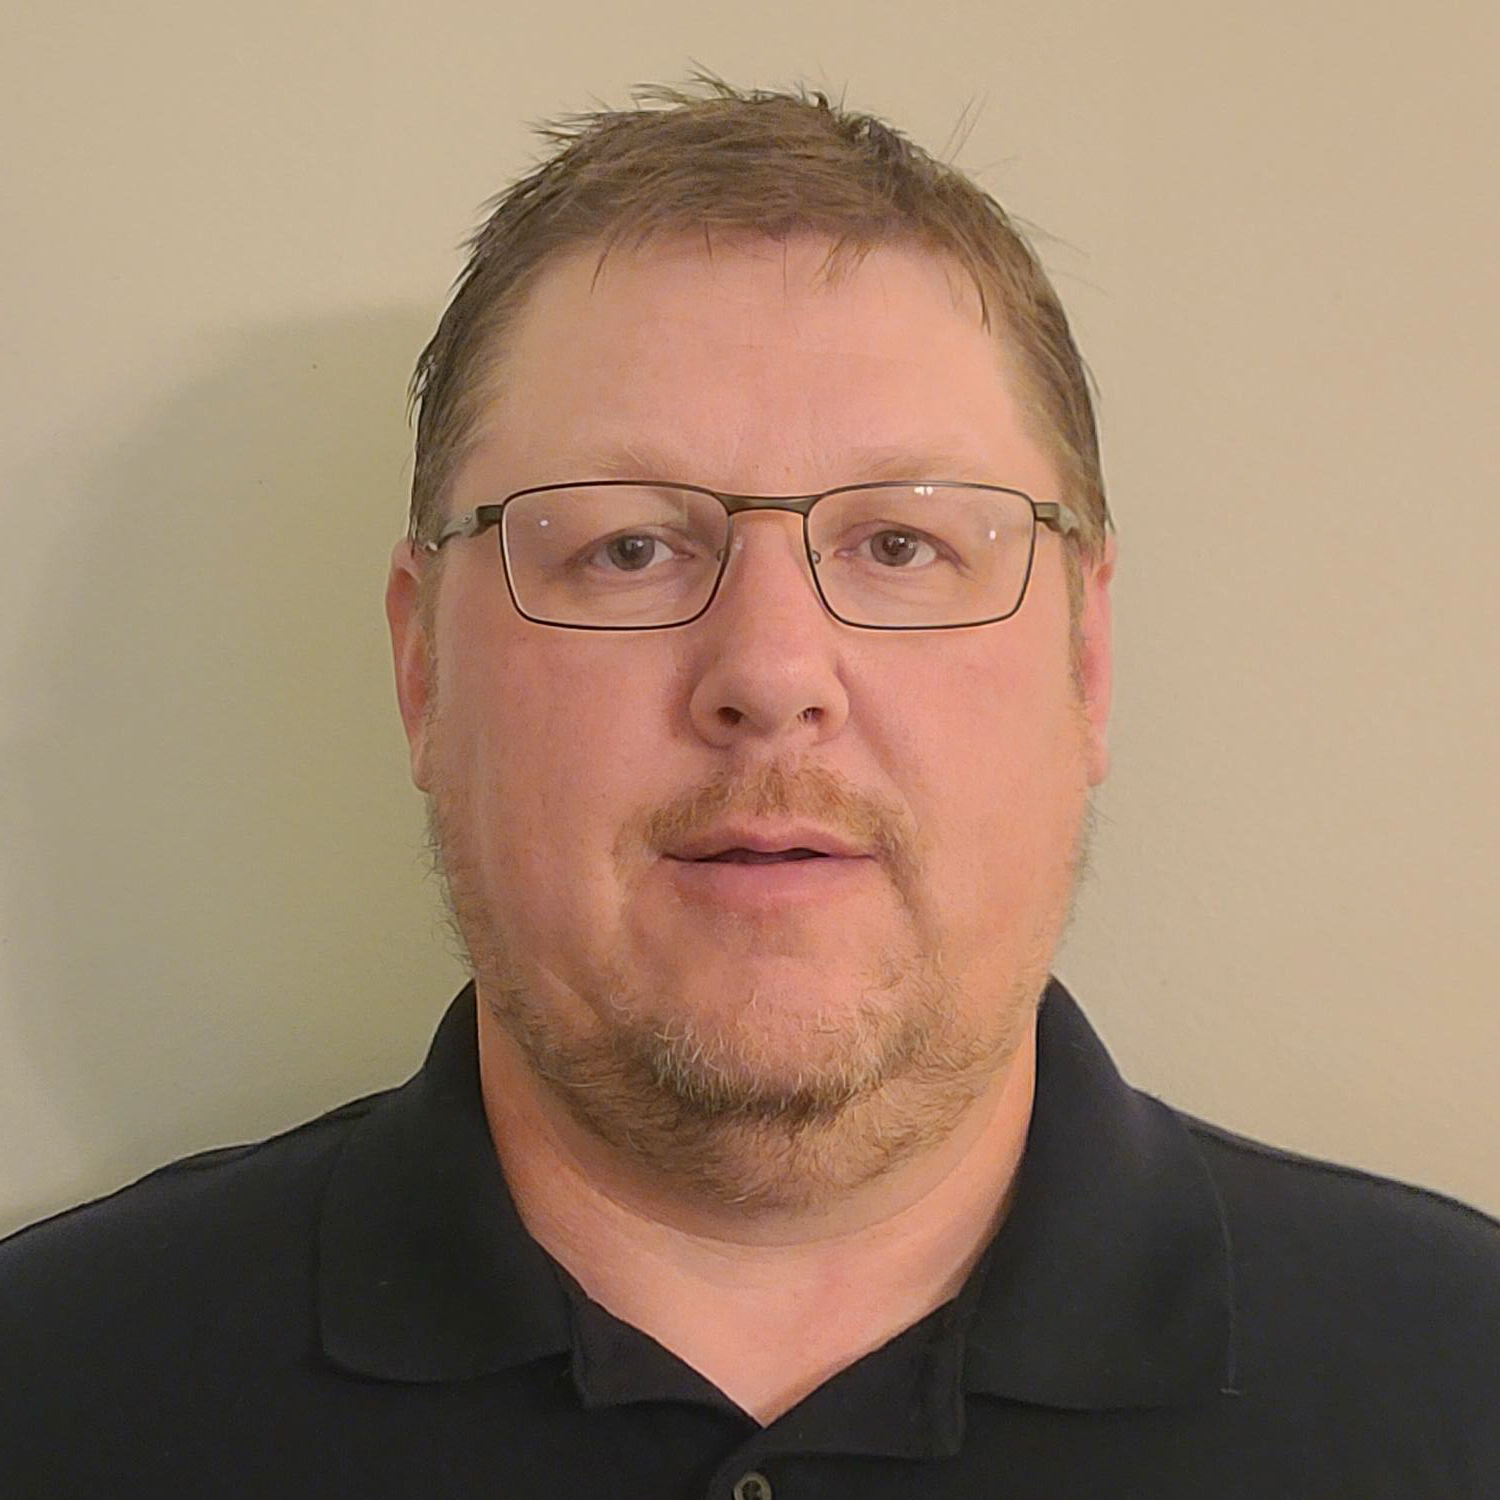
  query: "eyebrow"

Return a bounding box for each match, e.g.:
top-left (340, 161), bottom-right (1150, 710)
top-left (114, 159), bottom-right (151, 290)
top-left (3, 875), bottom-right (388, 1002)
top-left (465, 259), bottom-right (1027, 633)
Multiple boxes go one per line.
top-left (553, 438), bottom-right (1004, 489)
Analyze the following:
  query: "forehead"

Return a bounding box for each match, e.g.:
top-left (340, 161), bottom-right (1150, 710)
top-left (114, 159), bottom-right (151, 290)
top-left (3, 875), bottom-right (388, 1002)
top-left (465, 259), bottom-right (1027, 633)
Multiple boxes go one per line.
top-left (454, 233), bottom-right (1054, 499)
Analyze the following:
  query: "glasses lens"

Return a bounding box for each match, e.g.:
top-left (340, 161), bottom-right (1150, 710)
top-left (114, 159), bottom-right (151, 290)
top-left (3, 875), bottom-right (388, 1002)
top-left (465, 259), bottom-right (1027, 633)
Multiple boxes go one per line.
top-left (502, 485), bottom-right (729, 627)
top-left (809, 485), bottom-right (1036, 626)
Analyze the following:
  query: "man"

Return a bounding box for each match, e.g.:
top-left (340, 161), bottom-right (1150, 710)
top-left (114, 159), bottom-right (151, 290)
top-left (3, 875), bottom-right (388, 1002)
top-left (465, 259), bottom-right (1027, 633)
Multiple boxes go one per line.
top-left (3, 79), bottom-right (1496, 1497)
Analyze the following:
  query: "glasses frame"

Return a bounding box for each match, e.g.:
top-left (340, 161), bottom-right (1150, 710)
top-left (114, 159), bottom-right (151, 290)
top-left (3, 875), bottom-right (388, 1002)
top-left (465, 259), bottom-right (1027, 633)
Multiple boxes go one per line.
top-left (419, 479), bottom-right (1082, 632)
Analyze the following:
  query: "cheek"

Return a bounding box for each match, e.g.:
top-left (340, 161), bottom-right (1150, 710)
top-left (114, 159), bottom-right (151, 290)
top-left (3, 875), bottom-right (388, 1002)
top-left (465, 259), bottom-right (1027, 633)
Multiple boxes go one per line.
top-left (437, 627), bottom-right (669, 940)
top-left (904, 639), bottom-right (1087, 950)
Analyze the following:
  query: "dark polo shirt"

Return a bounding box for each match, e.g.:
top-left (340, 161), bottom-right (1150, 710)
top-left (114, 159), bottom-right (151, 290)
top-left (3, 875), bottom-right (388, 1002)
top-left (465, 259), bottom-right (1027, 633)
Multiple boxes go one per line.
top-left (2, 979), bottom-right (1497, 1497)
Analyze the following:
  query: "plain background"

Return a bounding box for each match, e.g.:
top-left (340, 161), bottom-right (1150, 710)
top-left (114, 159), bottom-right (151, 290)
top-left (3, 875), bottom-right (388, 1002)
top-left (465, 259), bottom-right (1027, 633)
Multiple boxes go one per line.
top-left (2, 0), bottom-right (1496, 1237)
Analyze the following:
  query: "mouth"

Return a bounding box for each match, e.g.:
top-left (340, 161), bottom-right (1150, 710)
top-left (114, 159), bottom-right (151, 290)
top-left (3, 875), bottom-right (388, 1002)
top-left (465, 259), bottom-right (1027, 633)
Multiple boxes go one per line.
top-left (674, 848), bottom-right (831, 865)
top-left (663, 825), bottom-right (869, 863)
top-left (660, 840), bottom-right (876, 906)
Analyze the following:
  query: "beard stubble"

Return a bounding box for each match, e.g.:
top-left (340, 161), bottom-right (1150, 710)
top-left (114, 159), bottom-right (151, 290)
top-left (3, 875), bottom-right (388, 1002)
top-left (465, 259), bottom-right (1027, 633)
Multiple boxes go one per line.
top-left (425, 745), bottom-right (1093, 1213)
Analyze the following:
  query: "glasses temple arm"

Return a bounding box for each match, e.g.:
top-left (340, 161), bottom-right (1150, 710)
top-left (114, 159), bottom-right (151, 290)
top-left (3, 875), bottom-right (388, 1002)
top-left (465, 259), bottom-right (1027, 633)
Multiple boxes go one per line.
top-left (418, 511), bottom-right (485, 554)
top-left (1035, 501), bottom-right (1082, 537)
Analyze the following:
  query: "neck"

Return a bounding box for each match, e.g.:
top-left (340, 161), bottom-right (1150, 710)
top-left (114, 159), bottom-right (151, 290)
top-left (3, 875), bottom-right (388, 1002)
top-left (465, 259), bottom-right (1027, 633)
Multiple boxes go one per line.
top-left (475, 994), bottom-right (1037, 1423)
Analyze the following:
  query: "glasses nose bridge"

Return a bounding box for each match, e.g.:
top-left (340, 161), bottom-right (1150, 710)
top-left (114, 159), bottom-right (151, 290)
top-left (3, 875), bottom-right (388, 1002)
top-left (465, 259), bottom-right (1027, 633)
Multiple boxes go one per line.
top-left (707, 490), bottom-right (829, 607)
top-left (715, 490), bottom-right (821, 523)
top-left (711, 489), bottom-right (822, 549)
top-left (712, 489), bottom-right (822, 558)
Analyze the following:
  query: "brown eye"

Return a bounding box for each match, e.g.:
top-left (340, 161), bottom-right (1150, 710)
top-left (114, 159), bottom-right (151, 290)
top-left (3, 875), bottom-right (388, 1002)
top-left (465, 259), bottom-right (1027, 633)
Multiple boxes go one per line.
top-left (863, 530), bottom-right (939, 568)
top-left (602, 535), bottom-right (662, 572)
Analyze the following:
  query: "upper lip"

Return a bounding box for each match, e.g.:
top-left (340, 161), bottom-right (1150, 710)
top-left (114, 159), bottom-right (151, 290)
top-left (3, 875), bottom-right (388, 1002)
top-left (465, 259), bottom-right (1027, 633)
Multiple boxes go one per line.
top-left (665, 825), bottom-right (870, 860)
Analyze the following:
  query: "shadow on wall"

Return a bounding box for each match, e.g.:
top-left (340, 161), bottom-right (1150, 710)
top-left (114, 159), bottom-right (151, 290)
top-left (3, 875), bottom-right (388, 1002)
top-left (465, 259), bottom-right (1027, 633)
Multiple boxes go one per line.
top-left (1, 310), bottom-right (468, 1236)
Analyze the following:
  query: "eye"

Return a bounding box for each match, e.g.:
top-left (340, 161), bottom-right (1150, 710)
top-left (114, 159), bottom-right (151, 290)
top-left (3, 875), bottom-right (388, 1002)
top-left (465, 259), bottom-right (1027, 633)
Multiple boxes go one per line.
top-left (848, 529), bottom-right (943, 569)
top-left (583, 532), bottom-right (680, 573)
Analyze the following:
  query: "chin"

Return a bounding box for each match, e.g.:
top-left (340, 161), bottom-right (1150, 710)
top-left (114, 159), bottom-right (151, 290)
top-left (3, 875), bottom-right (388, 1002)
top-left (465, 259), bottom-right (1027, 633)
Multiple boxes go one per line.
top-left (482, 937), bottom-right (1043, 1211)
top-left (650, 992), bottom-right (913, 1114)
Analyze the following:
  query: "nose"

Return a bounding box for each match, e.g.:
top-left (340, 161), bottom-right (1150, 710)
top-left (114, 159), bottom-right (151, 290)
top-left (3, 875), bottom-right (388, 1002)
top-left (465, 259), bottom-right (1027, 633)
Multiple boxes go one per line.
top-left (685, 511), bottom-right (851, 750)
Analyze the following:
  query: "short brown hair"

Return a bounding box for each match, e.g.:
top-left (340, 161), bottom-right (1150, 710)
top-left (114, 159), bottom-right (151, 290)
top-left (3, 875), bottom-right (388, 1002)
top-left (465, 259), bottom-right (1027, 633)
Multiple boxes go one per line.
top-left (408, 76), bottom-right (1110, 576)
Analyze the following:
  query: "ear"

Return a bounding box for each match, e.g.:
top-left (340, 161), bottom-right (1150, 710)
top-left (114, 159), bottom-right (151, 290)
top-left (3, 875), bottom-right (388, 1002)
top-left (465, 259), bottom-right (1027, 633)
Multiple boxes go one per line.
top-left (385, 539), bottom-right (437, 792)
top-left (1074, 532), bottom-right (1117, 787)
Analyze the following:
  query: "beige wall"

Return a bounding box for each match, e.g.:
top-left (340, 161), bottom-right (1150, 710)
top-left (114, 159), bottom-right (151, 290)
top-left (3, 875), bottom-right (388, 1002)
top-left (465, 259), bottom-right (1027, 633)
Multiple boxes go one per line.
top-left (3, 0), bottom-right (1496, 1236)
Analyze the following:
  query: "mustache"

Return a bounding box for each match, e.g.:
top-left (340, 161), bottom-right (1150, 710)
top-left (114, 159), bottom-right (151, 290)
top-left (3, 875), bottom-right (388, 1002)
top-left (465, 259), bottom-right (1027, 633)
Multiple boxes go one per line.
top-left (626, 759), bottom-right (918, 885)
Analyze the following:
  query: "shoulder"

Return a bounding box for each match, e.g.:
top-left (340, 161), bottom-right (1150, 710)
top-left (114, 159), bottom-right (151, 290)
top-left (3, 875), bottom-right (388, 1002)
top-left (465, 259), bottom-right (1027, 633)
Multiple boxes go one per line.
top-left (1178, 1106), bottom-right (1500, 1284)
top-left (0, 1088), bottom-right (389, 1348)
top-left (1172, 1104), bottom-right (1500, 1471)
top-left (0, 1088), bottom-right (402, 1492)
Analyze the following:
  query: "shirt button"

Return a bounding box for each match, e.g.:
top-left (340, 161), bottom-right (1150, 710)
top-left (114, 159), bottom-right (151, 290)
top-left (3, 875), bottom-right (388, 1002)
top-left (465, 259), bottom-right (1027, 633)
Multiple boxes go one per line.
top-left (732, 1473), bottom-right (773, 1500)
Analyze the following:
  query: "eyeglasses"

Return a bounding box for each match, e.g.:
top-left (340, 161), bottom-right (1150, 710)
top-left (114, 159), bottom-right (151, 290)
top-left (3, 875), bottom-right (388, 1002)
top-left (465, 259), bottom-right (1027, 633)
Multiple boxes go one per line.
top-left (420, 480), bottom-right (1081, 631)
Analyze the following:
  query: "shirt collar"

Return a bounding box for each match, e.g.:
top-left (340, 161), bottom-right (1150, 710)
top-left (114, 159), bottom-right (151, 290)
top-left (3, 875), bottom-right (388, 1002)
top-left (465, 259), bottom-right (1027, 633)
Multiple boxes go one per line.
top-left (318, 986), bottom-right (572, 1381)
top-left (964, 982), bottom-right (1237, 1408)
top-left (318, 979), bottom-right (1234, 1410)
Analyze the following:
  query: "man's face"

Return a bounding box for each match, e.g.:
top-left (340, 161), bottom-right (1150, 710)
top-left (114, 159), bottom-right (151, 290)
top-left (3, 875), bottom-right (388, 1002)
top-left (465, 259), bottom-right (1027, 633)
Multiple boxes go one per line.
top-left (388, 234), bottom-right (1114, 1206)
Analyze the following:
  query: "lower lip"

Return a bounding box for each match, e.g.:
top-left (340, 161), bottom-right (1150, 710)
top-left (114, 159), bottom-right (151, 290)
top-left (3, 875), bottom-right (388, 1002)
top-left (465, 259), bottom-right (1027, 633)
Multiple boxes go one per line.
top-left (663, 855), bottom-right (879, 909)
